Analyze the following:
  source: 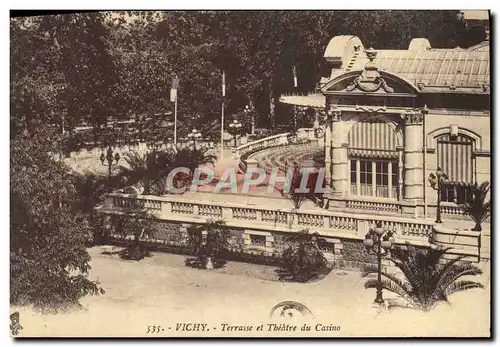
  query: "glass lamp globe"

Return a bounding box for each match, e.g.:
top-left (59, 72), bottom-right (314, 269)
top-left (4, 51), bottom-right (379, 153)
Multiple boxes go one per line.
top-left (363, 238), bottom-right (374, 248)
top-left (373, 225), bottom-right (385, 236)
top-left (381, 240), bottom-right (392, 250)
top-left (428, 175), bottom-right (437, 187)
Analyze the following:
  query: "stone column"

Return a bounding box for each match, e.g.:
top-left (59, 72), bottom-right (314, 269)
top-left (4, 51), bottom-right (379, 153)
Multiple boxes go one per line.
top-left (323, 109), bottom-right (332, 191)
top-left (330, 111), bottom-right (348, 197)
top-left (401, 111), bottom-right (424, 201)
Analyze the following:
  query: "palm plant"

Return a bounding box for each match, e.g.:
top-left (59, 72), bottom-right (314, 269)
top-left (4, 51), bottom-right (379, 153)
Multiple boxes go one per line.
top-left (120, 150), bottom-right (175, 195)
top-left (172, 147), bottom-right (217, 172)
top-left (458, 181), bottom-right (491, 231)
top-left (364, 244), bottom-right (484, 311)
top-left (279, 229), bottom-right (327, 282)
top-left (170, 147), bottom-right (217, 190)
top-left (187, 220), bottom-right (229, 269)
top-left (115, 209), bottom-right (157, 261)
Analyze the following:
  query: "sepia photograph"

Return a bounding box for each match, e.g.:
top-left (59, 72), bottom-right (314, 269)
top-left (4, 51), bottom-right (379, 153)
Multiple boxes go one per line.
top-left (9, 9), bottom-right (491, 338)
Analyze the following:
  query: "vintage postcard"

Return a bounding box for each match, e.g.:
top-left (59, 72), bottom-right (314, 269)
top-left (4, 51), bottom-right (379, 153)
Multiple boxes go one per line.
top-left (10, 10), bottom-right (491, 338)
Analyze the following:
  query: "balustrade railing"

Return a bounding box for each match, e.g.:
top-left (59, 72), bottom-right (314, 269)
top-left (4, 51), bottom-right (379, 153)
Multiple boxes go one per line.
top-left (235, 133), bottom-right (290, 158)
top-left (440, 202), bottom-right (466, 216)
top-left (101, 193), bottom-right (434, 242)
top-left (346, 198), bottom-right (402, 214)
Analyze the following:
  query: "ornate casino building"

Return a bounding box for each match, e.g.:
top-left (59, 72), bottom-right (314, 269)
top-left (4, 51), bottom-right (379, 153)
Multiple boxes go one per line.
top-left (280, 15), bottom-right (490, 221)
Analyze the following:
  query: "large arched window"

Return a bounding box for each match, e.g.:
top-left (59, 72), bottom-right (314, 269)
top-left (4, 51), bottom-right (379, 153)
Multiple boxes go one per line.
top-left (347, 118), bottom-right (401, 199)
top-left (436, 132), bottom-right (475, 203)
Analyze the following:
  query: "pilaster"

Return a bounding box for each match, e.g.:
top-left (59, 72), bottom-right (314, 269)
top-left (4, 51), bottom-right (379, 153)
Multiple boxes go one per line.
top-left (330, 109), bottom-right (348, 197)
top-left (401, 111), bottom-right (424, 202)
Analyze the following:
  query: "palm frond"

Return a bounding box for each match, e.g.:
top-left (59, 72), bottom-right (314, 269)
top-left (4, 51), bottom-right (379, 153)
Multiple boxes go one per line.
top-left (365, 279), bottom-right (417, 308)
top-left (445, 280), bottom-right (484, 296)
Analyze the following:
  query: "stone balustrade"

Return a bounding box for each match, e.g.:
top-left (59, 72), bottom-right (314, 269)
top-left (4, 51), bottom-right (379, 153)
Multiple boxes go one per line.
top-left (439, 202), bottom-right (466, 217)
top-left (234, 132), bottom-right (290, 159)
top-left (346, 198), bottom-right (402, 214)
top-left (100, 192), bottom-right (435, 244)
top-left (63, 138), bottom-right (218, 161)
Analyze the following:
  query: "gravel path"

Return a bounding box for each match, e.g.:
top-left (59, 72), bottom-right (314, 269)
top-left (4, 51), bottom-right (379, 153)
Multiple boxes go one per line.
top-left (12, 247), bottom-right (490, 337)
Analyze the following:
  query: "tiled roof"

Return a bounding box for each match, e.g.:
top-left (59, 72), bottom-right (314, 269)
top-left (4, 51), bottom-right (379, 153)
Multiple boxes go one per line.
top-left (348, 48), bottom-right (490, 89)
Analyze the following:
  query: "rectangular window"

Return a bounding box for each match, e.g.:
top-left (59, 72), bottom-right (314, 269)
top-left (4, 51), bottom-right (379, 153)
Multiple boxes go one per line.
top-left (441, 185), bottom-right (455, 203)
top-left (250, 234), bottom-right (266, 246)
top-left (441, 184), bottom-right (473, 204)
top-left (359, 160), bottom-right (372, 196)
top-left (375, 161), bottom-right (389, 197)
top-left (359, 160), bottom-right (372, 184)
top-left (376, 161), bottom-right (388, 185)
top-left (350, 160), bottom-right (357, 184)
top-left (350, 159), bottom-right (398, 199)
top-left (392, 162), bottom-right (399, 199)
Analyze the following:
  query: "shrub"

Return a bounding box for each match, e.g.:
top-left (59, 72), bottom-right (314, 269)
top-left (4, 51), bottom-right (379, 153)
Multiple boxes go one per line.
top-left (279, 230), bottom-right (327, 282)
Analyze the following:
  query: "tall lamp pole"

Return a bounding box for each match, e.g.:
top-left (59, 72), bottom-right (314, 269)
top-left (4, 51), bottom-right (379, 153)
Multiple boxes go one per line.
top-left (228, 119), bottom-right (242, 147)
top-left (171, 75), bottom-right (179, 149)
top-left (100, 147), bottom-right (120, 190)
top-left (221, 71), bottom-right (226, 160)
top-left (244, 104), bottom-right (254, 135)
top-left (428, 167), bottom-right (450, 224)
top-left (363, 222), bottom-right (395, 304)
top-left (188, 129), bottom-right (202, 151)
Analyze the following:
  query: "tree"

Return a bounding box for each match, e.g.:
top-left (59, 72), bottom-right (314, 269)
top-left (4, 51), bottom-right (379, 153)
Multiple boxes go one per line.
top-left (281, 162), bottom-right (310, 210)
top-left (10, 127), bottom-right (103, 311)
top-left (114, 210), bottom-right (157, 261)
top-left (458, 181), bottom-right (491, 232)
top-left (106, 12), bottom-right (172, 120)
top-left (187, 220), bottom-right (229, 269)
top-left (279, 230), bottom-right (327, 283)
top-left (364, 244), bottom-right (484, 311)
top-left (11, 13), bottom-right (118, 137)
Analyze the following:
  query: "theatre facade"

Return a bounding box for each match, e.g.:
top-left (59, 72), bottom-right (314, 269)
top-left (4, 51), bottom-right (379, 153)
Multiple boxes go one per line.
top-left (280, 33), bottom-right (490, 221)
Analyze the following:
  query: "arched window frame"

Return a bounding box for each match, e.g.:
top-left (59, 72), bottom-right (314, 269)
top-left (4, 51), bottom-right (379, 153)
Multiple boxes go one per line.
top-left (346, 114), bottom-right (403, 200)
top-left (429, 127), bottom-right (479, 204)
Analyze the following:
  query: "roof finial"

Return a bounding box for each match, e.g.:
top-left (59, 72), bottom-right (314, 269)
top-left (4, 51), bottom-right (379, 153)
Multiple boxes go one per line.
top-left (365, 47), bottom-right (377, 62)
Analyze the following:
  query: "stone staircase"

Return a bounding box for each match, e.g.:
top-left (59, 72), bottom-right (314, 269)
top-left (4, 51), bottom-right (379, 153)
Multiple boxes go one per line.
top-left (251, 143), bottom-right (323, 173)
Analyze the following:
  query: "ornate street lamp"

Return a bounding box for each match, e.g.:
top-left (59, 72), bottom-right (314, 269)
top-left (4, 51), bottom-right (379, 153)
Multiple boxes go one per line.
top-left (187, 128), bottom-right (202, 150)
top-left (100, 146), bottom-right (120, 189)
top-left (243, 104), bottom-right (254, 135)
top-left (428, 167), bottom-right (450, 224)
top-left (228, 119), bottom-right (243, 147)
top-left (363, 222), bottom-right (395, 304)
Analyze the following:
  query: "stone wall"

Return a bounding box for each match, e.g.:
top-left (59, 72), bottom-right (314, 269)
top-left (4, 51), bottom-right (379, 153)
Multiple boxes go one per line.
top-left (107, 219), bottom-right (389, 269)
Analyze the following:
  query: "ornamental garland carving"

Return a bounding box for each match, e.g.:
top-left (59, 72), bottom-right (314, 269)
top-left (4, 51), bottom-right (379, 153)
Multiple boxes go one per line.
top-left (345, 74), bottom-right (394, 93)
top-left (344, 48), bottom-right (394, 94)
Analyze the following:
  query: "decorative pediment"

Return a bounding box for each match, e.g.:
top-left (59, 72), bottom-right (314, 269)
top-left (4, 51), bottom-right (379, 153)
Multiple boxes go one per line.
top-left (320, 48), bottom-right (419, 96)
top-left (344, 48), bottom-right (394, 93)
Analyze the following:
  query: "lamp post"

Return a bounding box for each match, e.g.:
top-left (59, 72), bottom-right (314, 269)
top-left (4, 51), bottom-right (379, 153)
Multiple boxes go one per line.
top-left (243, 104), bottom-right (254, 135)
top-left (363, 222), bottom-right (395, 304)
top-left (100, 146), bottom-right (120, 189)
top-left (228, 119), bottom-right (242, 147)
top-left (187, 128), bottom-right (202, 150)
top-left (428, 167), bottom-right (450, 224)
